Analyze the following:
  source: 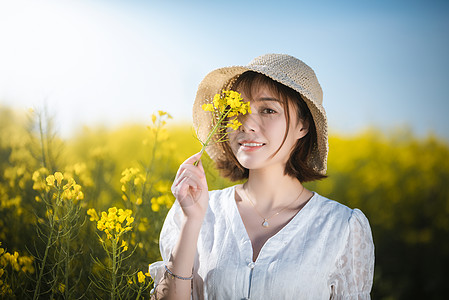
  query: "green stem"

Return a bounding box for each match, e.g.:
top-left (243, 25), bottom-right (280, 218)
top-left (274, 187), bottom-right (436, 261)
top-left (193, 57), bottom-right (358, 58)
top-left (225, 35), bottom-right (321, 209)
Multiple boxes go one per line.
top-left (111, 237), bottom-right (117, 300)
top-left (194, 109), bottom-right (231, 166)
top-left (64, 200), bottom-right (70, 298)
top-left (33, 220), bottom-right (54, 300)
top-left (136, 285), bottom-right (143, 300)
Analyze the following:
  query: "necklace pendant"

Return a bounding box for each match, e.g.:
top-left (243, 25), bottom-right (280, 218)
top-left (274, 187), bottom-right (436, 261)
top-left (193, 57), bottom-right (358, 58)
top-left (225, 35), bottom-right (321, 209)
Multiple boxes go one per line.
top-left (262, 219), bottom-right (269, 228)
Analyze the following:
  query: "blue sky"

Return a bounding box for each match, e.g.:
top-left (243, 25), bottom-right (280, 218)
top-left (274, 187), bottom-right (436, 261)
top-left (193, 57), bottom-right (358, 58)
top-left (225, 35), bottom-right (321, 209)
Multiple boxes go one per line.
top-left (0, 0), bottom-right (448, 139)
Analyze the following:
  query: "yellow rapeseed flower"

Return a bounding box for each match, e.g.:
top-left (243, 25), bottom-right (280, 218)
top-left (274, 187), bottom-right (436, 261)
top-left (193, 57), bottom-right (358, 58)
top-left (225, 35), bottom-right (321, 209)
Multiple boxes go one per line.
top-left (18, 256), bottom-right (35, 273)
top-left (121, 240), bottom-right (128, 251)
top-left (87, 208), bottom-right (99, 221)
top-left (108, 207), bottom-right (117, 215)
top-left (137, 271), bottom-right (146, 283)
top-left (73, 184), bottom-right (84, 200)
top-left (32, 171), bottom-right (40, 182)
top-left (151, 200), bottom-right (160, 212)
top-left (212, 93), bottom-right (223, 111)
top-left (63, 177), bottom-right (76, 190)
top-left (201, 103), bottom-right (214, 112)
top-left (227, 118), bottom-right (243, 131)
top-left (138, 222), bottom-right (146, 232)
top-left (97, 222), bottom-right (105, 231)
top-left (117, 214), bottom-right (126, 224)
top-left (46, 175), bottom-right (55, 187)
top-left (158, 110), bottom-right (172, 118)
top-left (54, 172), bottom-right (64, 185)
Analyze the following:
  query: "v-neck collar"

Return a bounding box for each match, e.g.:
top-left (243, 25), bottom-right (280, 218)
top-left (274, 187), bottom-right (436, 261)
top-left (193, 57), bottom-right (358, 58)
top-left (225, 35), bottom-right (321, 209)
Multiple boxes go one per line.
top-left (226, 185), bottom-right (317, 263)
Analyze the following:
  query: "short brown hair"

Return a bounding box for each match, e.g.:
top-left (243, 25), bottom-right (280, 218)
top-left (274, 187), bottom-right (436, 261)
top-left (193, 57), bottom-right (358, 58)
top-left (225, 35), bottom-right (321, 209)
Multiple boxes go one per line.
top-left (216, 71), bottom-right (327, 183)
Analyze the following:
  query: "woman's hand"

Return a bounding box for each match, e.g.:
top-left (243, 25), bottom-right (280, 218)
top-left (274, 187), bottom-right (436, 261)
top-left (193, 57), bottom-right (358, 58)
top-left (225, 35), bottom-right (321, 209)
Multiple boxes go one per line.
top-left (171, 153), bottom-right (209, 221)
top-left (152, 153), bottom-right (208, 300)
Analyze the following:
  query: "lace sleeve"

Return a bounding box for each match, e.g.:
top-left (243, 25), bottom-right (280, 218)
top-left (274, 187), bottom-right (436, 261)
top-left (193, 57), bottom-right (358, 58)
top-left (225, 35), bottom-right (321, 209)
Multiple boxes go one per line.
top-left (148, 200), bottom-right (183, 285)
top-left (328, 209), bottom-right (375, 299)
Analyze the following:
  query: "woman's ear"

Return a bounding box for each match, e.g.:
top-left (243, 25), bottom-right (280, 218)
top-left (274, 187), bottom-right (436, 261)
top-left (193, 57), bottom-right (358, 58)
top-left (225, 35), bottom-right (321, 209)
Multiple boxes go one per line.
top-left (296, 119), bottom-right (309, 140)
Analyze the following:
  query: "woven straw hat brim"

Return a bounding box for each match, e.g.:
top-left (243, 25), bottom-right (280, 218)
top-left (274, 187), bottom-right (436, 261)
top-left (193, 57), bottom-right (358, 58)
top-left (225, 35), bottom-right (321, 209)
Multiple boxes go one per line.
top-left (193, 54), bottom-right (328, 174)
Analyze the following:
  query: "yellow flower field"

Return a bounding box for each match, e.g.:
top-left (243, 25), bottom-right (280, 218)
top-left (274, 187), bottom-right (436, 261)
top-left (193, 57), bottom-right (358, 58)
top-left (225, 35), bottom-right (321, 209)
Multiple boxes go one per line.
top-left (0, 105), bottom-right (448, 298)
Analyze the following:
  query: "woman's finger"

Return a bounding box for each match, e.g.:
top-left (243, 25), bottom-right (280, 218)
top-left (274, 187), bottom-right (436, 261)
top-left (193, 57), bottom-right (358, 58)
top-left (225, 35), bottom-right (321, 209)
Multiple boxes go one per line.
top-left (173, 177), bottom-right (204, 206)
top-left (173, 164), bottom-right (206, 190)
top-left (173, 172), bottom-right (203, 196)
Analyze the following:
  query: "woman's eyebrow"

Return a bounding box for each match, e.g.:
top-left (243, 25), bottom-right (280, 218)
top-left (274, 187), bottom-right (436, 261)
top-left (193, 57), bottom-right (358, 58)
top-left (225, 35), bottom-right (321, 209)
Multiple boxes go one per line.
top-left (254, 97), bottom-right (281, 103)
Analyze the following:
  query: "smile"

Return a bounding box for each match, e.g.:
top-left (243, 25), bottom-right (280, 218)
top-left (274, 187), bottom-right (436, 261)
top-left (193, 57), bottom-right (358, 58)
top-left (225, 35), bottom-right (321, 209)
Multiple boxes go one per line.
top-left (238, 141), bottom-right (266, 151)
top-left (241, 143), bottom-right (264, 147)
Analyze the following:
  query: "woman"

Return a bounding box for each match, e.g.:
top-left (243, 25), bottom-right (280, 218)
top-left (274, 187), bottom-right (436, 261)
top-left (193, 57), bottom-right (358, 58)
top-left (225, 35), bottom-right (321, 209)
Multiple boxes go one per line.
top-left (150, 54), bottom-right (375, 299)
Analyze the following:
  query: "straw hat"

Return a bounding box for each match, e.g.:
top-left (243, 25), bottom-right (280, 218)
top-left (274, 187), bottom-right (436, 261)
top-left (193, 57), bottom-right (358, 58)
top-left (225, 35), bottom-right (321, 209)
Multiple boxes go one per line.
top-left (193, 53), bottom-right (328, 174)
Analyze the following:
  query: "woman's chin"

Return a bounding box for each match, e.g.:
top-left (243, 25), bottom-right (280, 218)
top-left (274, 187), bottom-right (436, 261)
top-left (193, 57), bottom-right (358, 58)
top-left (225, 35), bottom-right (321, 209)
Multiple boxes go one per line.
top-left (236, 157), bottom-right (263, 171)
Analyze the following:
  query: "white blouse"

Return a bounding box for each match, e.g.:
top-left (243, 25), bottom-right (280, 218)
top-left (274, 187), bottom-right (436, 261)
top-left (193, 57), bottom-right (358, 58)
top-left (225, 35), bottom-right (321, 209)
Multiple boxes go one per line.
top-left (149, 185), bottom-right (375, 299)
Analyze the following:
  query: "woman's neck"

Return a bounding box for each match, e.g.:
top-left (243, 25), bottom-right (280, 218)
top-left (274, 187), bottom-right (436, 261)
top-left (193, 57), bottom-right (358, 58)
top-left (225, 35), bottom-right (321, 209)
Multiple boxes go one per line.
top-left (244, 166), bottom-right (307, 211)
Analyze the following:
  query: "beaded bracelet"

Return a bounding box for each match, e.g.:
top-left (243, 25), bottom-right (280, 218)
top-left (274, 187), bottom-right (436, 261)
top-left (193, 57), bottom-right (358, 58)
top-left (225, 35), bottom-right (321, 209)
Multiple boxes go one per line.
top-left (164, 265), bottom-right (193, 280)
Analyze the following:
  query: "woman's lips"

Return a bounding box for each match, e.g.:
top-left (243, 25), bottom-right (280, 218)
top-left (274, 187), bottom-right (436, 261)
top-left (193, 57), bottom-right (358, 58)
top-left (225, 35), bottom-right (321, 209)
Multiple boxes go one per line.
top-left (239, 142), bottom-right (265, 151)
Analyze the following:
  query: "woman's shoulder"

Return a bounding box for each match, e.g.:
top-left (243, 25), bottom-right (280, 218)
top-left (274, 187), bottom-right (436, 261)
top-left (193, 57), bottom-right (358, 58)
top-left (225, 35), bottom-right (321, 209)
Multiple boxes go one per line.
top-left (311, 192), bottom-right (371, 229)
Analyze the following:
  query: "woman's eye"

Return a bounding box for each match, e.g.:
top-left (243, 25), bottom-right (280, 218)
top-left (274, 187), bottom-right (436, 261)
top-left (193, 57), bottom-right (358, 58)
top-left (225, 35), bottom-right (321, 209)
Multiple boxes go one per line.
top-left (262, 108), bottom-right (277, 114)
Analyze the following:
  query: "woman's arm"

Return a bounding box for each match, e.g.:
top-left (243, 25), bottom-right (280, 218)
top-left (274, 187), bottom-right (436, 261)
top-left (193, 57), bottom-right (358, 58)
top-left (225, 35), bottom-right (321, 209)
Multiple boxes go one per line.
top-left (151, 153), bottom-right (209, 300)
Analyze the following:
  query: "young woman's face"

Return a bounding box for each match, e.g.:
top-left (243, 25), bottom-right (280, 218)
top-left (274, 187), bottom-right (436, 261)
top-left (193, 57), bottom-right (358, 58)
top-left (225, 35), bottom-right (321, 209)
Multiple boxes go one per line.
top-left (228, 84), bottom-right (308, 171)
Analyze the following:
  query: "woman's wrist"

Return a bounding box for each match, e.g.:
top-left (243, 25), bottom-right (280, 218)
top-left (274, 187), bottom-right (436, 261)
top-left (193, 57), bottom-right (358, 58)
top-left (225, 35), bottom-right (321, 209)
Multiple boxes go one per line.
top-left (182, 214), bottom-right (205, 229)
top-left (167, 216), bottom-right (203, 281)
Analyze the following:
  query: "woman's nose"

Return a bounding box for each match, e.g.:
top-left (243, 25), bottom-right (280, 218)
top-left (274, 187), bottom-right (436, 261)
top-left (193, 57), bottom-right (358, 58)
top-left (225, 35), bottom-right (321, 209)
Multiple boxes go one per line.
top-left (239, 113), bottom-right (258, 132)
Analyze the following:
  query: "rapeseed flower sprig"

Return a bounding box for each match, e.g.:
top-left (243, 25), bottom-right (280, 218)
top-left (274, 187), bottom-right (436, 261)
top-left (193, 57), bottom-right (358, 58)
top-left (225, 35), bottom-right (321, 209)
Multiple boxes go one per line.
top-left (196, 90), bottom-right (251, 164)
top-left (149, 110), bottom-right (172, 133)
top-left (143, 110), bottom-right (173, 189)
top-left (31, 169), bottom-right (86, 300)
top-left (32, 170), bottom-right (84, 205)
top-left (118, 111), bottom-right (175, 262)
top-left (89, 207), bottom-right (136, 300)
top-left (95, 207), bottom-right (134, 241)
top-left (143, 110), bottom-right (173, 172)
top-left (121, 111), bottom-right (174, 215)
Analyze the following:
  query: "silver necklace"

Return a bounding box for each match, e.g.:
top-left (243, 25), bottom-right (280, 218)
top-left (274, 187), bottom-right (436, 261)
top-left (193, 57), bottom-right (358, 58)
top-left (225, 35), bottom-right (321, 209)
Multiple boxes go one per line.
top-left (242, 184), bottom-right (305, 228)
